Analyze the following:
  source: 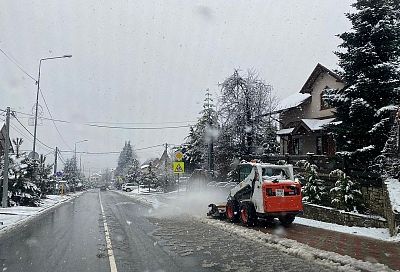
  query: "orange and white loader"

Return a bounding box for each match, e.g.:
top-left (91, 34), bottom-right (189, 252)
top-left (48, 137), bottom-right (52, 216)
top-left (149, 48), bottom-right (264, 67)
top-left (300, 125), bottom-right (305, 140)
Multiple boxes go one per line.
top-left (207, 162), bottom-right (303, 226)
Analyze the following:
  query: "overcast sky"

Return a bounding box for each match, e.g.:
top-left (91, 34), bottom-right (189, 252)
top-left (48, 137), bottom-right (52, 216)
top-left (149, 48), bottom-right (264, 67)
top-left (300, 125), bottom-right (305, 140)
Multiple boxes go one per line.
top-left (0, 0), bottom-right (353, 173)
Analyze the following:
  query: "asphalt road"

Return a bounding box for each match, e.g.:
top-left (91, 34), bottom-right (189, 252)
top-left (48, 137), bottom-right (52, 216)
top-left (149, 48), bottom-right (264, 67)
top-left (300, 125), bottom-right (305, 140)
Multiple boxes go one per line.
top-left (0, 190), bottom-right (334, 272)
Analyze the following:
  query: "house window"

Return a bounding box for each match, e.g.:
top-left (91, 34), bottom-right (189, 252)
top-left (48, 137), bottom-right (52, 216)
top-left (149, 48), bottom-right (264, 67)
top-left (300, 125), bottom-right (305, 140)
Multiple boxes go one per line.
top-left (316, 136), bottom-right (323, 155)
top-left (320, 86), bottom-right (333, 110)
top-left (293, 138), bottom-right (302, 155)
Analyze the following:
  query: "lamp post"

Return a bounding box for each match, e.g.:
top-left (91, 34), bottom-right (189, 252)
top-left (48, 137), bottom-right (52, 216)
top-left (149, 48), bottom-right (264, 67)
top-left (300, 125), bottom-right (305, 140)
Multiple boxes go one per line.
top-left (32, 55), bottom-right (72, 157)
top-left (73, 139), bottom-right (88, 191)
top-left (74, 139), bottom-right (88, 164)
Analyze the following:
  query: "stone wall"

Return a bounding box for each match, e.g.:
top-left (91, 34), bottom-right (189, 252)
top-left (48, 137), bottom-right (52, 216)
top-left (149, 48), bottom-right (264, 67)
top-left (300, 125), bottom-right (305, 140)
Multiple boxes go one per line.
top-left (361, 185), bottom-right (386, 216)
top-left (383, 181), bottom-right (400, 236)
top-left (300, 203), bottom-right (387, 228)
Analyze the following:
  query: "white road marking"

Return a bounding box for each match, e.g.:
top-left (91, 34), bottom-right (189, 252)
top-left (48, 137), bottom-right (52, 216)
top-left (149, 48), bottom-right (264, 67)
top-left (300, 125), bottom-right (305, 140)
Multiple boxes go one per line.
top-left (98, 192), bottom-right (118, 272)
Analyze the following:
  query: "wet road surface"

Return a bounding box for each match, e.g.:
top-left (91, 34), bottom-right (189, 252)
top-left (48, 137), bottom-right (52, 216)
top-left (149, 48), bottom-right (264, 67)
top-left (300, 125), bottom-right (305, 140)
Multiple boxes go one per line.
top-left (0, 190), bottom-right (334, 272)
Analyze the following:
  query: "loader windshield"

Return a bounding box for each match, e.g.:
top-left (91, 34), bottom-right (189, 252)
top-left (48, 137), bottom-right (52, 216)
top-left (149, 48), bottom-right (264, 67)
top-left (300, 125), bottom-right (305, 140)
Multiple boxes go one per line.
top-left (262, 167), bottom-right (289, 181)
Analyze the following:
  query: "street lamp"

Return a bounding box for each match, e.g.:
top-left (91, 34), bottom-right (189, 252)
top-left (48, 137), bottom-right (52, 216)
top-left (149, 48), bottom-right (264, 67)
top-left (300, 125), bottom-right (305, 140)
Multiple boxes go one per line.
top-left (32, 54), bottom-right (72, 157)
top-left (72, 139), bottom-right (87, 191)
top-left (74, 139), bottom-right (88, 161)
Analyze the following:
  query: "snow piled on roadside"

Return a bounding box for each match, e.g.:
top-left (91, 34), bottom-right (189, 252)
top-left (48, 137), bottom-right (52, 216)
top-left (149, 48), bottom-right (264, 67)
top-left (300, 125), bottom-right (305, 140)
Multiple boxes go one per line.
top-left (0, 193), bottom-right (81, 231)
top-left (386, 178), bottom-right (400, 214)
top-left (295, 217), bottom-right (398, 242)
top-left (202, 218), bottom-right (394, 272)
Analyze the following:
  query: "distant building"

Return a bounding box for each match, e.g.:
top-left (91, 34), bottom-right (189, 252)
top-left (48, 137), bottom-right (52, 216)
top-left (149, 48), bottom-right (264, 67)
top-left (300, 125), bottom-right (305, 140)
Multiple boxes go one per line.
top-left (275, 63), bottom-right (345, 156)
top-left (89, 173), bottom-right (101, 183)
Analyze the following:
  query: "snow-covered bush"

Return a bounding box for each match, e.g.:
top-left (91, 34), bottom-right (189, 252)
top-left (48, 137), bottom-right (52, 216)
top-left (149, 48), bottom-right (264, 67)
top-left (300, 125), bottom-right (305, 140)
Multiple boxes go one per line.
top-left (140, 163), bottom-right (160, 192)
top-left (329, 169), bottom-right (363, 212)
top-left (296, 160), bottom-right (328, 205)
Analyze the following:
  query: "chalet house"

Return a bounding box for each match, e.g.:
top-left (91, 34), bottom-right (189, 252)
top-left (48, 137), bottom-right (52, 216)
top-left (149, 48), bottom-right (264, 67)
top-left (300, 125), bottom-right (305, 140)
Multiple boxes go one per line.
top-left (275, 63), bottom-right (345, 156)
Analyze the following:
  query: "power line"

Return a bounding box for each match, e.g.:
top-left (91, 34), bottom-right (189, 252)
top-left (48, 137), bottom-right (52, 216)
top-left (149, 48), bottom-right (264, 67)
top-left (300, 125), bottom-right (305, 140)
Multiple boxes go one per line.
top-left (0, 48), bottom-right (73, 151)
top-left (9, 123), bottom-right (34, 144)
top-left (12, 114), bottom-right (54, 151)
top-left (58, 143), bottom-right (164, 155)
top-left (8, 109), bottom-right (193, 130)
top-left (57, 150), bottom-right (66, 165)
top-left (0, 47), bottom-right (37, 82)
top-left (86, 120), bottom-right (196, 125)
top-left (84, 123), bottom-right (192, 130)
top-left (39, 89), bottom-right (73, 151)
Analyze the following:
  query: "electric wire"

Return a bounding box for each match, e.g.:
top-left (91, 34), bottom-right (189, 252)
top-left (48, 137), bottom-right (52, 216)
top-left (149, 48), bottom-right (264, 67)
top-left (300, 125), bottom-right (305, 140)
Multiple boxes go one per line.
top-left (12, 114), bottom-right (55, 151)
top-left (7, 109), bottom-right (193, 130)
top-left (58, 143), bottom-right (164, 155)
top-left (0, 47), bottom-right (37, 82)
top-left (39, 89), bottom-right (73, 151)
top-left (0, 48), bottom-right (74, 151)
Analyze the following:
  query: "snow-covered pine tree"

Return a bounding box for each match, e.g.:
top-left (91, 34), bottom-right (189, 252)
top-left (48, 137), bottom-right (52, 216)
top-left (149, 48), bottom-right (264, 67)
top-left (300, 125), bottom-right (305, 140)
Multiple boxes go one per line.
top-left (126, 159), bottom-right (141, 184)
top-left (6, 155), bottom-right (41, 206)
top-left (296, 160), bottom-right (327, 205)
top-left (180, 90), bottom-right (218, 171)
top-left (330, 169), bottom-right (363, 212)
top-left (36, 154), bottom-right (54, 196)
top-left (326, 0), bottom-right (400, 169)
top-left (115, 141), bottom-right (135, 179)
top-left (181, 126), bottom-right (204, 170)
top-left (63, 156), bottom-right (79, 190)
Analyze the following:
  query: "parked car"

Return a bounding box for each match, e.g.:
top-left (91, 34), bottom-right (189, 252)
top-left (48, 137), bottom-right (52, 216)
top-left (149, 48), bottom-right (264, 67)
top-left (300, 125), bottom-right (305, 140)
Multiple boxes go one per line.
top-left (122, 183), bottom-right (137, 192)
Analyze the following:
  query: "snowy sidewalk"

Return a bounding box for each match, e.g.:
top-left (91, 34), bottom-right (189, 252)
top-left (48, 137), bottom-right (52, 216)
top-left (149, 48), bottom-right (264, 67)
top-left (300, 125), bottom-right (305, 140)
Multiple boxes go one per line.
top-left (250, 218), bottom-right (400, 271)
top-left (0, 192), bottom-right (83, 235)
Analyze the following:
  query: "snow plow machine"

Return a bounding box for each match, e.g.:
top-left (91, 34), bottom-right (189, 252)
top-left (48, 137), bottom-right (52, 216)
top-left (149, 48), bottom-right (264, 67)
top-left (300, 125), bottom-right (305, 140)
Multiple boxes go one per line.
top-left (207, 161), bottom-right (303, 226)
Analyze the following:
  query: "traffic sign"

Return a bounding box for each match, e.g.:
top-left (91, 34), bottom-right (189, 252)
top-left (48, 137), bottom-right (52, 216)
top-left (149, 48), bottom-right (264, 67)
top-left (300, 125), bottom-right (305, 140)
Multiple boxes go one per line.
top-left (175, 151), bottom-right (183, 161)
top-left (28, 151), bottom-right (39, 160)
top-left (173, 162), bottom-right (185, 173)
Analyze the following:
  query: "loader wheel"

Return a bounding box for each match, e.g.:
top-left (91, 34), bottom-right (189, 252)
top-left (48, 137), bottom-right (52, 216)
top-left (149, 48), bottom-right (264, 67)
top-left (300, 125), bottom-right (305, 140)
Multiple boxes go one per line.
top-left (279, 215), bottom-right (295, 227)
top-left (126, 188), bottom-right (132, 192)
top-left (240, 202), bottom-right (257, 227)
top-left (226, 200), bottom-right (239, 222)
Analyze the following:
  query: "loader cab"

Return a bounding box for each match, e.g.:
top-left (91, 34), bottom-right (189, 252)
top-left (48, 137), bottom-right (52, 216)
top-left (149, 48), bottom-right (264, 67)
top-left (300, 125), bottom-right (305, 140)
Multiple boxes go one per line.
top-left (238, 163), bottom-right (253, 182)
top-left (231, 163), bottom-right (259, 201)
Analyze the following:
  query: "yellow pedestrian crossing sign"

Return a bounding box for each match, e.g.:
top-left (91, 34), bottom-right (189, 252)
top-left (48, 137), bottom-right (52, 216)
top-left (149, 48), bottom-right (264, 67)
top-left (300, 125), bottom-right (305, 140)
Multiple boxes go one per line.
top-left (173, 162), bottom-right (185, 173)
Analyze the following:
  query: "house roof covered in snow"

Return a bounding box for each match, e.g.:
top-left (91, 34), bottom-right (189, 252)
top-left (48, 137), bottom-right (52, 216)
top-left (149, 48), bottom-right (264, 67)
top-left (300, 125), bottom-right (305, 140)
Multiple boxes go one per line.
top-left (300, 63), bottom-right (344, 94)
top-left (274, 93), bottom-right (311, 113)
top-left (301, 118), bottom-right (336, 131)
top-left (276, 128), bottom-right (295, 135)
top-left (277, 118), bottom-right (335, 136)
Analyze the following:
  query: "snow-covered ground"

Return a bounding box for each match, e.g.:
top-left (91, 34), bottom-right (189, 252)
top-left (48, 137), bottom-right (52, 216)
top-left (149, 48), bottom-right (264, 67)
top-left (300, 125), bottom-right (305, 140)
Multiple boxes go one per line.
top-left (0, 192), bottom-right (83, 233)
top-left (295, 217), bottom-right (399, 242)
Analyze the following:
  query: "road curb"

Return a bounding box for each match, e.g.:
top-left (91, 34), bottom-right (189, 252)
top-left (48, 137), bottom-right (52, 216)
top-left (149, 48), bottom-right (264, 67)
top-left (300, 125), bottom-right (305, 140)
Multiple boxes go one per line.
top-left (0, 191), bottom-right (85, 239)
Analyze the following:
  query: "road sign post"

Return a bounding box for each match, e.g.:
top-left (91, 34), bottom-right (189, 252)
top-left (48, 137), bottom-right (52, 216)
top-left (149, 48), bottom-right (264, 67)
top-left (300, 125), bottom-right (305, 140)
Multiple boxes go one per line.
top-left (172, 161), bottom-right (185, 174)
top-left (172, 159), bottom-right (184, 194)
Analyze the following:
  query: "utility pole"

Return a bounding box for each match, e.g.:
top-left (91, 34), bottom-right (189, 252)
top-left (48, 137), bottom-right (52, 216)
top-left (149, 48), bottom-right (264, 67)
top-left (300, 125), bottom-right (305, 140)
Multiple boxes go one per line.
top-left (54, 147), bottom-right (58, 175)
top-left (205, 90), bottom-right (214, 176)
top-left (164, 143), bottom-right (168, 192)
top-left (2, 107), bottom-right (10, 208)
